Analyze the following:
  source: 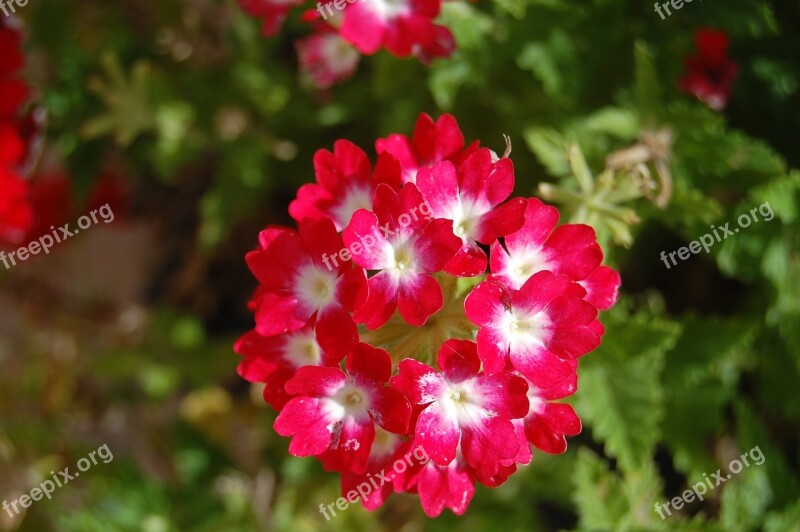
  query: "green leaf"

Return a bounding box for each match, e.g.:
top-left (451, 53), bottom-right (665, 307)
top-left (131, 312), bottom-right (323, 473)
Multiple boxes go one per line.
top-left (573, 448), bottom-right (629, 529)
top-left (662, 316), bottom-right (756, 476)
top-left (764, 500), bottom-right (800, 532)
top-left (524, 127), bottom-right (570, 176)
top-left (576, 310), bottom-right (681, 474)
top-left (633, 41), bottom-right (661, 125)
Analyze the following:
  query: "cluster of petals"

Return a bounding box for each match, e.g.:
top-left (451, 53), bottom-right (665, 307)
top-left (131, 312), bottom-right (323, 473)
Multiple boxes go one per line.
top-left (678, 28), bottom-right (739, 111)
top-left (237, 113), bottom-right (621, 516)
top-left (0, 18), bottom-right (33, 247)
top-left (238, 0), bottom-right (454, 88)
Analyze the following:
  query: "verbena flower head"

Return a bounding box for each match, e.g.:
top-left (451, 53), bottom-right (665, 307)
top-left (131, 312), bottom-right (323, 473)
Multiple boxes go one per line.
top-left (236, 113), bottom-right (621, 517)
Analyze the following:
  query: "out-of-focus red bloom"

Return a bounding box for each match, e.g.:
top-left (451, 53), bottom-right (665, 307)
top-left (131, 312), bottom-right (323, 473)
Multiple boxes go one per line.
top-left (0, 19), bottom-right (29, 119)
top-left (238, 0), bottom-right (455, 88)
top-left (338, 0), bottom-right (442, 57)
top-left (679, 28), bottom-right (739, 111)
top-left (295, 27), bottom-right (361, 90)
top-left (0, 18), bottom-right (33, 247)
top-left (0, 167), bottom-right (33, 246)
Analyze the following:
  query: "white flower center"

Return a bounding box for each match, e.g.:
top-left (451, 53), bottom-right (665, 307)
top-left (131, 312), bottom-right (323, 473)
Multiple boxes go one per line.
top-left (295, 265), bottom-right (338, 312)
top-left (370, 0), bottom-right (410, 21)
top-left (331, 382), bottom-right (371, 419)
top-left (387, 241), bottom-right (416, 277)
top-left (502, 309), bottom-right (551, 349)
top-left (330, 184), bottom-right (373, 231)
top-left (284, 331), bottom-right (322, 367)
top-left (505, 248), bottom-right (553, 289)
top-left (440, 381), bottom-right (484, 425)
top-left (448, 197), bottom-right (487, 241)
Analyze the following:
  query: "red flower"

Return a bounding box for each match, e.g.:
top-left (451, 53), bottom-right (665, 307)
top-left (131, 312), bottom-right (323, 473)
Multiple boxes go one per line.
top-left (238, 113), bottom-right (620, 516)
top-left (0, 20), bottom-right (29, 119)
top-left (274, 343), bottom-right (411, 473)
top-left (395, 452), bottom-right (475, 517)
top-left (413, 24), bottom-right (455, 64)
top-left (376, 113), bottom-right (468, 184)
top-left (679, 28), bottom-right (739, 111)
top-left (339, 0), bottom-right (441, 57)
top-left (465, 272), bottom-right (601, 388)
top-left (0, 167), bottom-right (33, 246)
top-left (489, 198), bottom-right (620, 310)
top-left (391, 339), bottom-right (529, 476)
top-left (235, 326), bottom-right (342, 409)
top-left (245, 217), bottom-right (367, 358)
top-left (295, 28), bottom-right (361, 90)
top-left (289, 140), bottom-right (400, 231)
top-left (416, 148), bottom-right (526, 276)
top-left (339, 427), bottom-right (403, 510)
top-left (517, 366), bottom-right (582, 455)
top-left (0, 121), bottom-right (23, 166)
top-left (0, 18), bottom-right (34, 247)
top-left (342, 182), bottom-right (461, 328)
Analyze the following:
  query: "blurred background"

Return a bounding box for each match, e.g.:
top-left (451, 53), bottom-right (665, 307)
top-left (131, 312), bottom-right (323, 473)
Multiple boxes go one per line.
top-left (1, 0), bottom-right (799, 530)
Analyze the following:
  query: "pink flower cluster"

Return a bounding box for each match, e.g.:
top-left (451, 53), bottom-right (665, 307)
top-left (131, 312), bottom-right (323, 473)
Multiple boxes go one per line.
top-left (235, 113), bottom-right (621, 517)
top-left (238, 0), bottom-right (454, 88)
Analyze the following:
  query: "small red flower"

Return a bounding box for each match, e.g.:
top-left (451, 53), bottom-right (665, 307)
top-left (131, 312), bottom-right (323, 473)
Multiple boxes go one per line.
top-left (245, 217), bottom-right (367, 357)
top-left (0, 18), bottom-right (35, 247)
top-left (391, 339), bottom-right (528, 476)
top-left (0, 167), bottom-right (33, 246)
top-left (0, 20), bottom-right (29, 119)
top-left (465, 272), bottom-right (601, 388)
top-left (413, 24), bottom-right (456, 64)
top-left (289, 140), bottom-right (400, 231)
top-left (342, 182), bottom-right (461, 328)
top-left (679, 28), bottom-right (739, 111)
top-left (416, 148), bottom-right (526, 276)
top-left (376, 112), bottom-right (468, 184)
top-left (274, 343), bottom-right (411, 473)
top-left (521, 368), bottom-right (582, 454)
top-left (295, 28), bottom-right (361, 90)
top-left (339, 427), bottom-right (403, 510)
top-left (235, 326), bottom-right (341, 409)
top-left (339, 0), bottom-right (441, 57)
top-left (489, 198), bottom-right (621, 310)
top-left (396, 453), bottom-right (475, 517)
